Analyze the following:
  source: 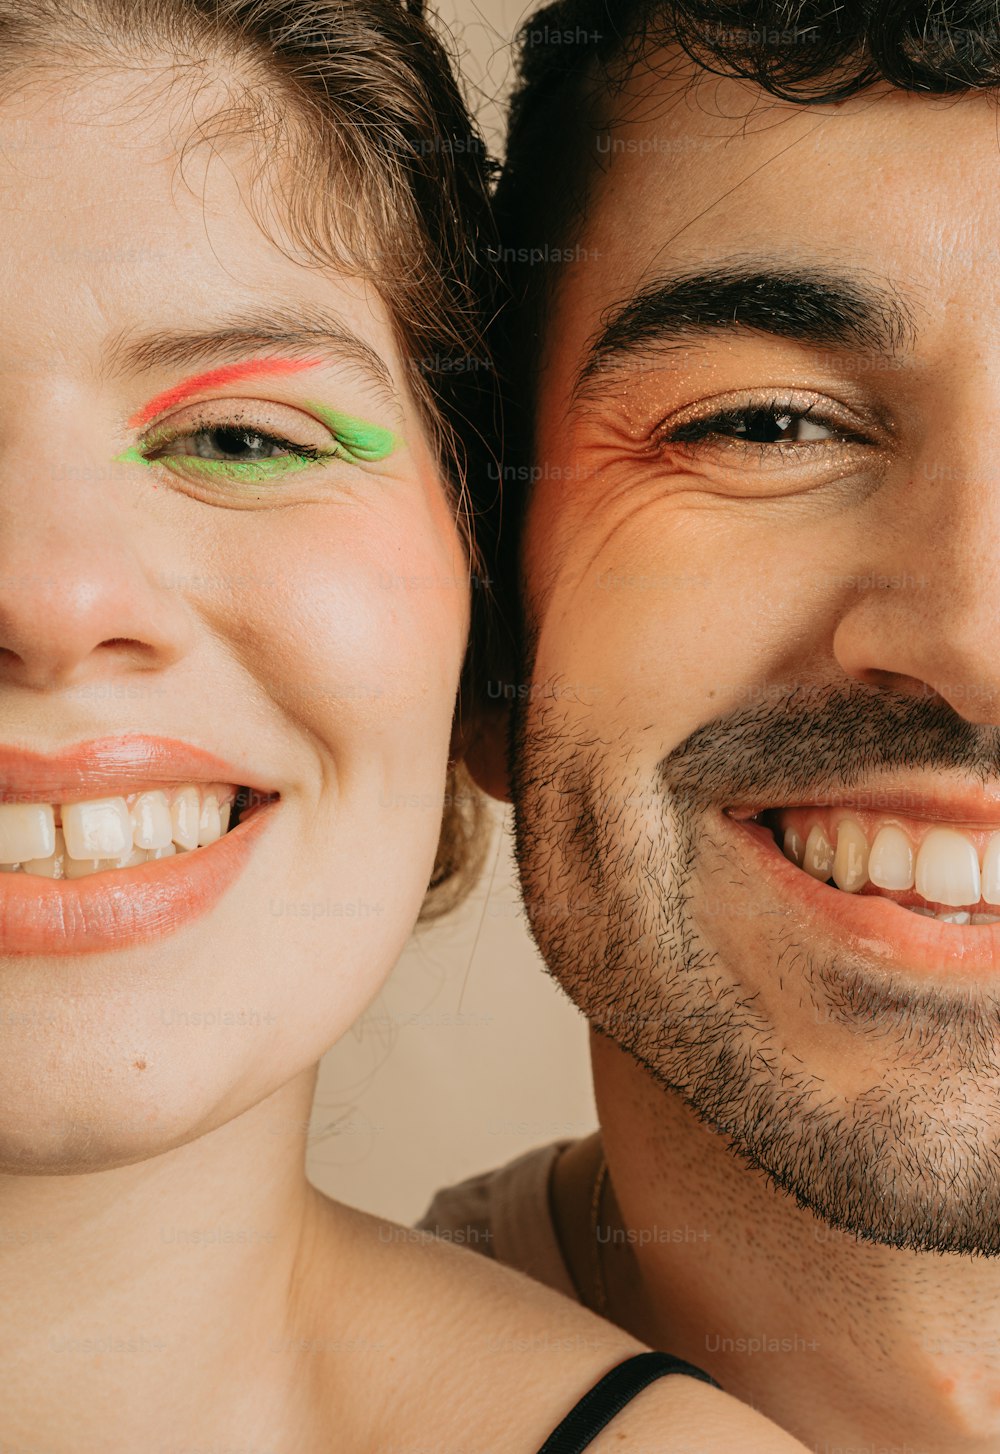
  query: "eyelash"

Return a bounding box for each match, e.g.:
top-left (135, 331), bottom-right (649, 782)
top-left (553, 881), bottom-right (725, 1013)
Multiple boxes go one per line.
top-left (653, 394), bottom-right (871, 459)
top-left (140, 416), bottom-right (349, 483)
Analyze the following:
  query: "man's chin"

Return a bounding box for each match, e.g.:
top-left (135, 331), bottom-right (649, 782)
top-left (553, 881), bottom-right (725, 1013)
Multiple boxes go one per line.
top-left (515, 788), bottom-right (1000, 1257)
top-left (715, 1084), bottom-right (1000, 1257)
top-left (511, 693), bottom-right (1000, 1256)
top-left (600, 950), bottom-right (1000, 1257)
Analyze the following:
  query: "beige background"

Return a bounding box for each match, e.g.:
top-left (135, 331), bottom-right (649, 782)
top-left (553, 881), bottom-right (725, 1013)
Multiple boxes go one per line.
top-left (431, 0), bottom-right (538, 153)
top-left (305, 2), bottom-right (595, 1226)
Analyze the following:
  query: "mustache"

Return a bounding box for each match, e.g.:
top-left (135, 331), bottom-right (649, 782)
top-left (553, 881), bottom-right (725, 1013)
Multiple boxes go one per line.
top-left (656, 681), bottom-right (1000, 814)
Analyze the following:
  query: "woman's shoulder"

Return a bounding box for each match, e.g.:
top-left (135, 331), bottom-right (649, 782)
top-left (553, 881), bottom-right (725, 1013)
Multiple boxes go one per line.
top-left (311, 1199), bottom-right (809, 1453)
top-left (326, 1195), bottom-right (634, 1362)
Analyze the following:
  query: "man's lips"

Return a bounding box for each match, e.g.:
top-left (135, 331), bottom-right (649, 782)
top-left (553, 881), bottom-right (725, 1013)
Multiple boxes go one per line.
top-left (0, 734), bottom-right (279, 805)
top-left (722, 808), bottom-right (1000, 975)
top-left (725, 779), bottom-right (1000, 827)
top-left (724, 782), bottom-right (1000, 917)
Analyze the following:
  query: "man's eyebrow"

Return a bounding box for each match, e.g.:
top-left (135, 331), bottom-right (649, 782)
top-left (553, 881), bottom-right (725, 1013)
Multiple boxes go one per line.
top-left (102, 302), bottom-right (395, 399)
top-left (574, 259), bottom-right (920, 401)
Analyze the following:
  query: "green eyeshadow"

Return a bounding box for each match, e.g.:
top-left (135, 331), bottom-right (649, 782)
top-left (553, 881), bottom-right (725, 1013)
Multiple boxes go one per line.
top-left (303, 403), bottom-right (398, 462)
top-left (113, 403), bottom-right (400, 481)
top-left (113, 443), bottom-right (316, 480)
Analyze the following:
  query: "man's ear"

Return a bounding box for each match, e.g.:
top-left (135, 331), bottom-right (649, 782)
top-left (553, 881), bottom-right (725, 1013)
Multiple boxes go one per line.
top-left (450, 695), bottom-right (513, 805)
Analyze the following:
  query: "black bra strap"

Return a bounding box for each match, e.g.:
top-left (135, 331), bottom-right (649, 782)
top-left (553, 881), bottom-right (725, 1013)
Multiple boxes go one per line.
top-left (536, 1350), bottom-right (722, 1454)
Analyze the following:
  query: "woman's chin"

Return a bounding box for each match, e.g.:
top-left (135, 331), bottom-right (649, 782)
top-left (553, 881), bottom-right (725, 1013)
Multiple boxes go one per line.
top-left (0, 815), bottom-right (445, 1176)
top-left (0, 1057), bottom-right (296, 1176)
top-left (0, 1111), bottom-right (205, 1176)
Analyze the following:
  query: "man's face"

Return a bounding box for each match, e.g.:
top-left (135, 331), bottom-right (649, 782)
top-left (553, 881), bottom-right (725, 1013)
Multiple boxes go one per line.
top-left (508, 58), bottom-right (1000, 1252)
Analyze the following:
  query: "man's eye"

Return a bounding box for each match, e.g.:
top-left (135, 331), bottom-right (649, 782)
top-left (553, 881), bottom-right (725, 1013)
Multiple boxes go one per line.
top-left (656, 397), bottom-right (869, 454)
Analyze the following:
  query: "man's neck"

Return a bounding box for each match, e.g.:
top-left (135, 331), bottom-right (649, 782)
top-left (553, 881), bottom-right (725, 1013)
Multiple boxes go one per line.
top-left (552, 1032), bottom-right (1000, 1451)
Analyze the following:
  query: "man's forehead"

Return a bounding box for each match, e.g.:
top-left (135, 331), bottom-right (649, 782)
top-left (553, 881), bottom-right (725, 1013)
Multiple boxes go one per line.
top-left (536, 74), bottom-right (996, 419)
top-left (594, 39), bottom-right (805, 133)
top-left (570, 57), bottom-right (946, 271)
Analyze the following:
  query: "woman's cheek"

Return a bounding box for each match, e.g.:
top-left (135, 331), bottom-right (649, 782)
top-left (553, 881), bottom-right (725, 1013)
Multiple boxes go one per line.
top-left (216, 501), bottom-right (467, 730)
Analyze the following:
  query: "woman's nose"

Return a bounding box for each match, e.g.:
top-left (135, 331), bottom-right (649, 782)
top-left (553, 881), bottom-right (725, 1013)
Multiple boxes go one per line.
top-left (0, 445), bottom-right (194, 692)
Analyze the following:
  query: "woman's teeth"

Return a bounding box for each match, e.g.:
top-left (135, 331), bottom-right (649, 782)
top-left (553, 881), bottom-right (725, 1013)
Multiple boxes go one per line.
top-left (769, 807), bottom-right (1000, 923)
top-left (0, 783), bottom-right (239, 877)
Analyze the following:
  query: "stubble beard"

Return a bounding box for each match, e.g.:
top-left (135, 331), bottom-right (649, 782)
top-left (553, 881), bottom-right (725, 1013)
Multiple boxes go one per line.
top-left (510, 692), bottom-right (1000, 1256)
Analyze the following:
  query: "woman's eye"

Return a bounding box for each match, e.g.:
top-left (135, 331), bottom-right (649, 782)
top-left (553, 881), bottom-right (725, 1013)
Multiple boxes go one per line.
top-left (142, 421), bottom-right (339, 481)
top-left (119, 401), bottom-right (398, 490)
top-left (658, 398), bottom-right (867, 454)
top-left (162, 424), bottom-right (313, 462)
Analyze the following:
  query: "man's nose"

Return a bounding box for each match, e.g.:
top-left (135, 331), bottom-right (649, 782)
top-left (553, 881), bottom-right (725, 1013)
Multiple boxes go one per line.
top-left (833, 420), bottom-right (1000, 726)
top-left (0, 425), bottom-right (193, 693)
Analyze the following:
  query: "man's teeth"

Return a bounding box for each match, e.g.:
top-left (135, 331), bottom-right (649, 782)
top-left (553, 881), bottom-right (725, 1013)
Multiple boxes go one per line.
top-left (0, 784), bottom-right (237, 877)
top-left (774, 809), bottom-right (1000, 922)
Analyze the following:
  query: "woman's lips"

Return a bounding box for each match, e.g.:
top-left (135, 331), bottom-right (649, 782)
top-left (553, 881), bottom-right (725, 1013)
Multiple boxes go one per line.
top-left (0, 796), bottom-right (278, 956)
top-left (0, 733), bottom-right (277, 802)
top-left (720, 809), bottom-right (1000, 978)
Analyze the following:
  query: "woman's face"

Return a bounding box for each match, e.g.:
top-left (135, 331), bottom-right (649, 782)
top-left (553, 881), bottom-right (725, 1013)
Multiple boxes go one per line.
top-left (0, 70), bottom-right (469, 1170)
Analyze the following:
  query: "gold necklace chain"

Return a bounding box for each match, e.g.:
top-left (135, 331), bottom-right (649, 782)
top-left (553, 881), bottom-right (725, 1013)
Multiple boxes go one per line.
top-left (589, 1150), bottom-right (610, 1315)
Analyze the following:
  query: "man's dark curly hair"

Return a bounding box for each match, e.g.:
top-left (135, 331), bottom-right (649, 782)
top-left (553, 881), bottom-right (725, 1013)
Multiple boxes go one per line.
top-left (488, 0), bottom-right (1000, 629)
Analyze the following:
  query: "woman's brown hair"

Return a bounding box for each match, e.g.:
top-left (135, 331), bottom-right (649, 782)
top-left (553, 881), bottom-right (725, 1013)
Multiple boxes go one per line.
top-left (0, 0), bottom-right (499, 916)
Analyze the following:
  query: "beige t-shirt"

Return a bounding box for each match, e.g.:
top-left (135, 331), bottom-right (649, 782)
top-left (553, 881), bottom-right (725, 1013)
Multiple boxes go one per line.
top-left (415, 1139), bottom-right (580, 1301)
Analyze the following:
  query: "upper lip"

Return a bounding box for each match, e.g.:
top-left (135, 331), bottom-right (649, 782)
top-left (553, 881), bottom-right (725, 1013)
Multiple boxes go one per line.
top-left (726, 778), bottom-right (1000, 826)
top-left (0, 735), bottom-right (278, 805)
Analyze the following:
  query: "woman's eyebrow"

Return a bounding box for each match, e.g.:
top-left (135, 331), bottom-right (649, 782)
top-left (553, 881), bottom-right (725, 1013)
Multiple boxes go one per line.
top-left (102, 304), bottom-right (397, 427)
top-left (126, 358), bottom-right (328, 429)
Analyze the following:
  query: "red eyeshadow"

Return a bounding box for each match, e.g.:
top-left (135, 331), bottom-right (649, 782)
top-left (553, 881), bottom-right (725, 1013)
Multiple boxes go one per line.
top-left (127, 356), bottom-right (328, 429)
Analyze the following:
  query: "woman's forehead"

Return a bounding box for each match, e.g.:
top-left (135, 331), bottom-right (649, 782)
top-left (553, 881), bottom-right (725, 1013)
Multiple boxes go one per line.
top-left (0, 79), bottom-right (408, 401)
